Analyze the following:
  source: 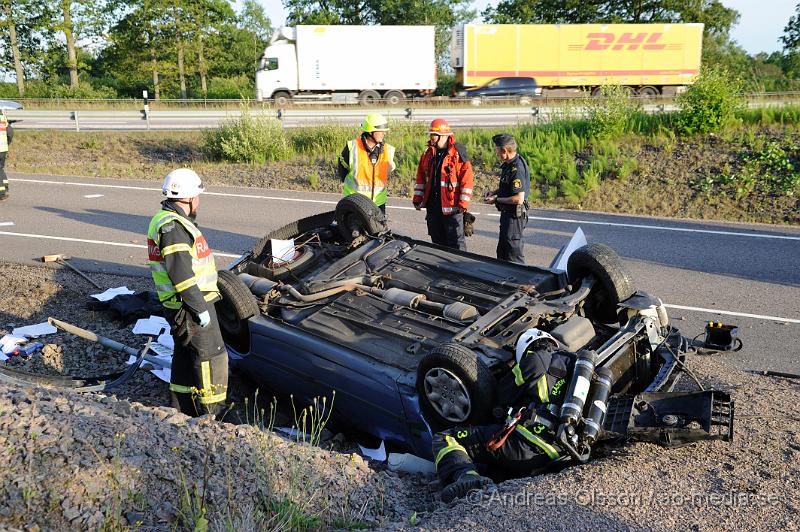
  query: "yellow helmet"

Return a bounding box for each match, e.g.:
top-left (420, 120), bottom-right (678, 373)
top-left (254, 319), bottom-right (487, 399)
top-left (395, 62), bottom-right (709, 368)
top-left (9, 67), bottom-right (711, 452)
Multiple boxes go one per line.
top-left (362, 113), bottom-right (389, 133)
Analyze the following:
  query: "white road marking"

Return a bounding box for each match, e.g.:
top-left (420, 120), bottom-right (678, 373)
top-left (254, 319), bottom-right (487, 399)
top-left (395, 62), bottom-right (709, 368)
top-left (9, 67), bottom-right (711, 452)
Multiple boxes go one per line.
top-left (0, 230), bottom-right (241, 259)
top-left (525, 215), bottom-right (800, 241)
top-left (1, 228), bottom-right (796, 325)
top-left (15, 178), bottom-right (800, 242)
top-left (83, 194), bottom-right (104, 198)
top-left (664, 304), bottom-right (800, 325)
top-left (0, 222), bottom-right (14, 227)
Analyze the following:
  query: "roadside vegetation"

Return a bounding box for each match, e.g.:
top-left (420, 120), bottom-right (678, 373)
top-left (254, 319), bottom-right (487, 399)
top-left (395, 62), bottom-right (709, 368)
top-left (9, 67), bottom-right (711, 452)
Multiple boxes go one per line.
top-left (8, 68), bottom-right (800, 224)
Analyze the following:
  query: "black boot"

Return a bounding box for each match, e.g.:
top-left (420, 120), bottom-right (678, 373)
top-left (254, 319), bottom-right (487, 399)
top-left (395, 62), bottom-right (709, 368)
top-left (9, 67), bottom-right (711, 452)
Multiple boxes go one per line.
top-left (441, 471), bottom-right (494, 503)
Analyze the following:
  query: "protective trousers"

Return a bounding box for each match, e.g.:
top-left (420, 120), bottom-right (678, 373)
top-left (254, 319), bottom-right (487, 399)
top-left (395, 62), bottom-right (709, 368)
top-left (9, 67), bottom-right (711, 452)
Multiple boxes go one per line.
top-left (433, 424), bottom-right (560, 486)
top-left (496, 211), bottom-right (528, 264)
top-left (0, 152), bottom-right (8, 199)
top-left (167, 304), bottom-right (229, 418)
top-left (426, 210), bottom-right (466, 251)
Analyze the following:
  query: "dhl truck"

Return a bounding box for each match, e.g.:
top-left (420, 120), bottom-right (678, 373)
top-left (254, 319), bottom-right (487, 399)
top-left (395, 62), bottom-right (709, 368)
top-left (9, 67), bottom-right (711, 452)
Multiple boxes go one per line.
top-left (451, 23), bottom-right (704, 96)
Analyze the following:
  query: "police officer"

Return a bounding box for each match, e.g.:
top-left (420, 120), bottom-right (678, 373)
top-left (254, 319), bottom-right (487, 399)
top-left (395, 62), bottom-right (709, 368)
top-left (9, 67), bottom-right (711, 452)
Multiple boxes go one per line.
top-left (0, 109), bottom-right (14, 201)
top-left (484, 134), bottom-right (530, 263)
top-left (432, 331), bottom-right (573, 502)
top-left (338, 113), bottom-right (396, 214)
top-left (147, 168), bottom-right (228, 418)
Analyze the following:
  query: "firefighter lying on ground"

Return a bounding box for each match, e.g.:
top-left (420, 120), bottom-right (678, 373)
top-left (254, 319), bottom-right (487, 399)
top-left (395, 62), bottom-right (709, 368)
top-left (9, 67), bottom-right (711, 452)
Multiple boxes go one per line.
top-left (433, 330), bottom-right (576, 503)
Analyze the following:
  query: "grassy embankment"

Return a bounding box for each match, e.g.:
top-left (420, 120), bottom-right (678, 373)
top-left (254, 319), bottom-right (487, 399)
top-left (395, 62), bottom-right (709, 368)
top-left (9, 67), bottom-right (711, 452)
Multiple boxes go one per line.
top-left (8, 104), bottom-right (800, 224)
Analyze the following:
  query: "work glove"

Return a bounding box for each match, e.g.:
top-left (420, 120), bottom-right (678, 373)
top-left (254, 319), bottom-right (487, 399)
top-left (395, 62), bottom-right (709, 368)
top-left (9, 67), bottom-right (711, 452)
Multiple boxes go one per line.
top-left (463, 211), bottom-right (476, 237)
top-left (197, 310), bottom-right (211, 328)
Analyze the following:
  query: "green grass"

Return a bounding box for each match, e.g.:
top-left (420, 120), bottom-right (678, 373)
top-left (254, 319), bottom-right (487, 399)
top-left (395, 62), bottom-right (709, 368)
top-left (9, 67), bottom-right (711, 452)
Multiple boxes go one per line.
top-left (10, 101), bottom-right (800, 223)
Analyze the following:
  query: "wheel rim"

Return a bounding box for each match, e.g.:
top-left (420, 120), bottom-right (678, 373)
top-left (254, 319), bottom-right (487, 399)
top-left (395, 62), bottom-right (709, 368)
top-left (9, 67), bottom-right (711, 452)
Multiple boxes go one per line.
top-left (639, 87), bottom-right (658, 98)
top-left (423, 367), bottom-right (472, 422)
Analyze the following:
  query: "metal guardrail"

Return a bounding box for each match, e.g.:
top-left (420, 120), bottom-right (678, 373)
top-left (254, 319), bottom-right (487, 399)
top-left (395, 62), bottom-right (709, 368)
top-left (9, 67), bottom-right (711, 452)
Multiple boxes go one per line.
top-left (8, 91), bottom-right (800, 108)
top-left (3, 99), bottom-right (792, 131)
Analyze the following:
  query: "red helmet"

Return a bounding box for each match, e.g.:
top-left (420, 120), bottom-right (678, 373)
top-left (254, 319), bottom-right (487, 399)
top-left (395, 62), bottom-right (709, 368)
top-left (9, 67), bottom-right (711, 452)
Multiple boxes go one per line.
top-left (428, 118), bottom-right (453, 136)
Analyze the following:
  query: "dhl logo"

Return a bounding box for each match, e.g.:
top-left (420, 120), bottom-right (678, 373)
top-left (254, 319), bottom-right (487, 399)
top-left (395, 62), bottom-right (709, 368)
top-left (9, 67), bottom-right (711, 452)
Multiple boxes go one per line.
top-left (568, 32), bottom-right (683, 51)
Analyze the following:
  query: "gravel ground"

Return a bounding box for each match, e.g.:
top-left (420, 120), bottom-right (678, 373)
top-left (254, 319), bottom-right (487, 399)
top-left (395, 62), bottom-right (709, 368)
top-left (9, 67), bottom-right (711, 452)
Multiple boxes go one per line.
top-left (0, 261), bottom-right (798, 530)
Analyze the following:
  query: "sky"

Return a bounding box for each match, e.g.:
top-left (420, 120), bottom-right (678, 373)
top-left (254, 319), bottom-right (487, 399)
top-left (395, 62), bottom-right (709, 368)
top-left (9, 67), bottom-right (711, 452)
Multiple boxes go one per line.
top-left (250, 0), bottom-right (798, 55)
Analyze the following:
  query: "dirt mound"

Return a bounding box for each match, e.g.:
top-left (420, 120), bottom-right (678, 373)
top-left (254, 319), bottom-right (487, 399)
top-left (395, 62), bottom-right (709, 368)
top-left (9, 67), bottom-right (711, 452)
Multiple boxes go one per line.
top-left (1, 262), bottom-right (797, 530)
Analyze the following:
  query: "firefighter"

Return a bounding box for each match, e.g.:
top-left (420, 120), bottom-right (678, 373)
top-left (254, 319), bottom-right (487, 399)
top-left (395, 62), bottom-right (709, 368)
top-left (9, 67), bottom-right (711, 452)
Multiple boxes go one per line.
top-left (147, 168), bottom-right (228, 418)
top-left (0, 109), bottom-right (14, 201)
top-left (338, 113), bottom-right (396, 214)
top-left (484, 134), bottom-right (530, 263)
top-left (412, 118), bottom-right (474, 251)
top-left (433, 330), bottom-right (572, 502)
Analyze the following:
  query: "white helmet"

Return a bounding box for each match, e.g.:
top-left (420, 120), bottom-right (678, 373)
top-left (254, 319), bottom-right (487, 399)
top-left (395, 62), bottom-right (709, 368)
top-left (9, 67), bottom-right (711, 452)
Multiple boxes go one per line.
top-left (515, 328), bottom-right (559, 365)
top-left (162, 168), bottom-right (204, 199)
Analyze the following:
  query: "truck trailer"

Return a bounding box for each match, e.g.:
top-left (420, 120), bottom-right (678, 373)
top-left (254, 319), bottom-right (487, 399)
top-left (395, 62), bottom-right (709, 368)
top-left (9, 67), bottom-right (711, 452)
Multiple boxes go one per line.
top-left (452, 23), bottom-right (704, 96)
top-left (256, 25), bottom-right (437, 105)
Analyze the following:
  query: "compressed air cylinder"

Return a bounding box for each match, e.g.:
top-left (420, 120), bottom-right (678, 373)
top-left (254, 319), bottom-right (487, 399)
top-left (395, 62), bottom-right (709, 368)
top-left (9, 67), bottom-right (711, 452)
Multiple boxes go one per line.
top-left (580, 367), bottom-right (614, 445)
top-left (559, 350), bottom-right (596, 426)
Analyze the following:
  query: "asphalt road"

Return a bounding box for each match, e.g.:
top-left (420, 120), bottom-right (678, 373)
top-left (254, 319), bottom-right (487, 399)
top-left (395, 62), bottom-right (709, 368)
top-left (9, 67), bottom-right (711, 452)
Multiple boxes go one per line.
top-left (5, 105), bottom-right (675, 131)
top-left (1, 172), bottom-right (798, 374)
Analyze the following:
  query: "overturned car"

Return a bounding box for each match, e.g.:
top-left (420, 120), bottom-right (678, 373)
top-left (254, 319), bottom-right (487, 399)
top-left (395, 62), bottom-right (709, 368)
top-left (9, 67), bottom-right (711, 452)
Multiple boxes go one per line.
top-left (216, 195), bottom-right (734, 460)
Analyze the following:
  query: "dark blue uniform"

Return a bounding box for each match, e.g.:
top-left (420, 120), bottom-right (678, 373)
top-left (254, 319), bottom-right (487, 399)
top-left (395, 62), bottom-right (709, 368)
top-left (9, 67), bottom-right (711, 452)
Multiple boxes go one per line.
top-left (495, 154), bottom-right (530, 263)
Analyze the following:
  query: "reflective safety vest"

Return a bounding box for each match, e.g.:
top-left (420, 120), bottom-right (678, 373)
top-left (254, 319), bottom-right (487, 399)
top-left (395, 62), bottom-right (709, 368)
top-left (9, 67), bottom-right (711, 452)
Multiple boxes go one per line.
top-left (413, 138), bottom-right (474, 214)
top-left (147, 210), bottom-right (219, 309)
top-left (0, 118), bottom-right (8, 153)
top-left (342, 137), bottom-right (396, 206)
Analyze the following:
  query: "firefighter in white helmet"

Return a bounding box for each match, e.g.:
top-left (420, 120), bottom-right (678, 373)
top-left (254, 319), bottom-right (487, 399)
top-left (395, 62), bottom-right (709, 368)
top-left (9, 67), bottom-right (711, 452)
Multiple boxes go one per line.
top-left (147, 168), bottom-right (228, 418)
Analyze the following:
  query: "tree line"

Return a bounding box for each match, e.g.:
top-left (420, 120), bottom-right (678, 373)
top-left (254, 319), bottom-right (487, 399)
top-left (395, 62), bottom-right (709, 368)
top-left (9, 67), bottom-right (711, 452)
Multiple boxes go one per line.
top-left (1, 0), bottom-right (799, 100)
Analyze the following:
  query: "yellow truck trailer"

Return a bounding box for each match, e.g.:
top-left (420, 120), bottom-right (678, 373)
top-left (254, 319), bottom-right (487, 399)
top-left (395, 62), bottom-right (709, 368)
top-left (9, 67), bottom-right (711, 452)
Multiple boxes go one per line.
top-left (451, 23), bottom-right (704, 96)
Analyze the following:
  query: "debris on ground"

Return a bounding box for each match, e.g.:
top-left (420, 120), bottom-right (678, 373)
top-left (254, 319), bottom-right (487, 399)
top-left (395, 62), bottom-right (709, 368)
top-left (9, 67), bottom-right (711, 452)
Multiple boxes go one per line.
top-left (0, 261), bottom-right (797, 530)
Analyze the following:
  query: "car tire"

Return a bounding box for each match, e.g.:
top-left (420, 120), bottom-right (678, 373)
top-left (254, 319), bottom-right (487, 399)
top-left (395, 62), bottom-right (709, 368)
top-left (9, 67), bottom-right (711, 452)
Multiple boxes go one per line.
top-left (251, 211), bottom-right (335, 263)
top-left (638, 86), bottom-right (659, 98)
top-left (416, 343), bottom-right (496, 429)
top-left (335, 195), bottom-right (386, 241)
top-left (246, 244), bottom-right (320, 281)
top-left (216, 270), bottom-right (260, 353)
top-left (272, 91), bottom-right (291, 107)
top-left (384, 90), bottom-right (405, 105)
top-left (358, 90), bottom-right (380, 105)
top-left (567, 243), bottom-right (636, 323)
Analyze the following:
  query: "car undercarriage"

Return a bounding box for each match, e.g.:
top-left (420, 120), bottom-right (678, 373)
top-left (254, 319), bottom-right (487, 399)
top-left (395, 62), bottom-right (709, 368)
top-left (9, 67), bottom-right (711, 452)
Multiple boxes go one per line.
top-left (214, 195), bottom-right (734, 461)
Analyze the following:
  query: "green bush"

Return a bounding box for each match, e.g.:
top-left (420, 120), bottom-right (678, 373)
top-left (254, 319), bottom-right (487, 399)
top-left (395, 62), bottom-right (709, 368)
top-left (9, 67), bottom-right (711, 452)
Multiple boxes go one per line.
top-left (0, 82), bottom-right (21, 98)
top-left (289, 125), bottom-right (352, 158)
top-left (206, 76), bottom-right (255, 99)
top-left (435, 74), bottom-right (457, 96)
top-left (202, 106), bottom-right (291, 163)
top-left (583, 85), bottom-right (642, 139)
top-left (48, 82), bottom-right (118, 99)
top-left (677, 66), bottom-right (744, 135)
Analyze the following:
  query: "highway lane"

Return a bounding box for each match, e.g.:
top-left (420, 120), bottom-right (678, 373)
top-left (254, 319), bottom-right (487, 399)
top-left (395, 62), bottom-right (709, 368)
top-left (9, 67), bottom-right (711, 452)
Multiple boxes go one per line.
top-left (6, 100), bottom-right (787, 131)
top-left (1, 172), bottom-right (798, 373)
top-left (3, 105), bottom-right (673, 131)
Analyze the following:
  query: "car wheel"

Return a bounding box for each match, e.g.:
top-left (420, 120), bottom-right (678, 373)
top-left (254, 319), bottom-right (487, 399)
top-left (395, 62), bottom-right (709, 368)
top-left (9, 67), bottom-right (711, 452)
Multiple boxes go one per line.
top-left (567, 243), bottom-right (636, 323)
top-left (384, 90), bottom-right (405, 105)
top-left (335, 195), bottom-right (386, 241)
top-left (638, 86), bottom-right (659, 98)
top-left (246, 244), bottom-right (320, 281)
top-left (416, 343), bottom-right (496, 429)
top-left (251, 211), bottom-right (335, 263)
top-left (216, 270), bottom-right (260, 353)
top-left (272, 91), bottom-right (291, 107)
top-left (358, 90), bottom-right (380, 105)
